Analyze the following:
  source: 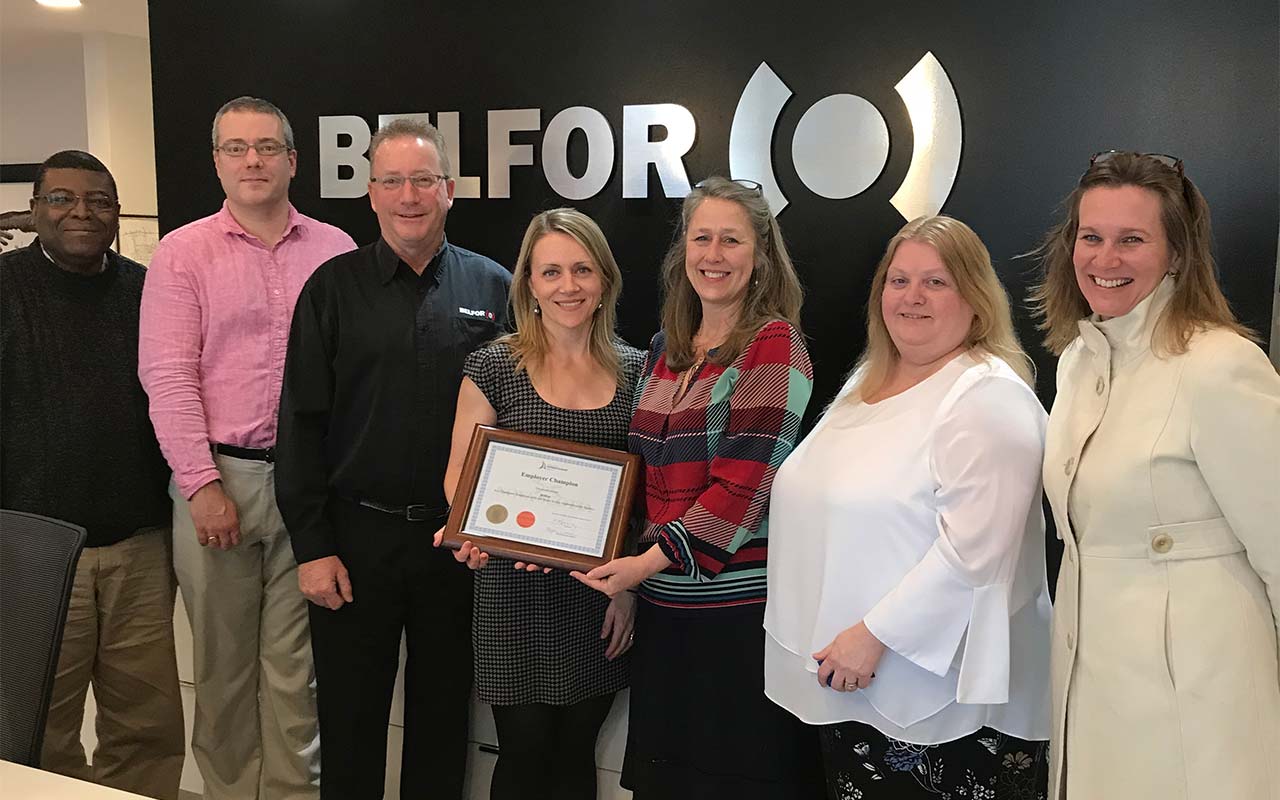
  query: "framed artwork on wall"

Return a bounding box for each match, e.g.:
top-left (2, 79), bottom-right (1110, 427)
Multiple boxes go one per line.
top-left (116, 214), bottom-right (159, 266)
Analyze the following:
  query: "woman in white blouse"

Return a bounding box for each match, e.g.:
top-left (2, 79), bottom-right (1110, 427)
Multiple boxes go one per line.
top-left (1033, 152), bottom-right (1280, 800)
top-left (765, 215), bottom-right (1052, 799)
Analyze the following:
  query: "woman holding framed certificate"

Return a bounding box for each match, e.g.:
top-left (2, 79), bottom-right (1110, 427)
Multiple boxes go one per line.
top-left (435, 208), bottom-right (644, 800)
top-left (573, 177), bottom-right (823, 799)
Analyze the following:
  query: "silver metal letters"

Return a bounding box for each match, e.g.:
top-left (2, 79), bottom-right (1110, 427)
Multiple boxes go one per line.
top-left (316, 52), bottom-right (962, 213)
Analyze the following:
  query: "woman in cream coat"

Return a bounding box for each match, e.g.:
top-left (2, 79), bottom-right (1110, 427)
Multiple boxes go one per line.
top-left (1033, 151), bottom-right (1280, 800)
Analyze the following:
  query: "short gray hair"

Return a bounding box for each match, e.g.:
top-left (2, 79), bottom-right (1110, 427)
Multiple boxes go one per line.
top-left (368, 118), bottom-right (451, 177)
top-left (211, 96), bottom-right (295, 150)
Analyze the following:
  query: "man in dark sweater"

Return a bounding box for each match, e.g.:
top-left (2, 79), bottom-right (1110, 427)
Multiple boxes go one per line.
top-left (0, 150), bottom-right (184, 798)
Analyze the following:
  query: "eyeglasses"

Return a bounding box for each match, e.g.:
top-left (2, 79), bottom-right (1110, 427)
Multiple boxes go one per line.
top-left (1090, 150), bottom-right (1184, 176)
top-left (215, 140), bottom-right (291, 158)
top-left (370, 173), bottom-right (450, 192)
top-left (35, 190), bottom-right (117, 212)
top-left (695, 177), bottom-right (764, 194)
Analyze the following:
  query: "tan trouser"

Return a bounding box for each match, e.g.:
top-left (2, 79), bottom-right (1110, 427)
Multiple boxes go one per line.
top-left (41, 528), bottom-right (185, 800)
top-left (172, 455), bottom-right (319, 800)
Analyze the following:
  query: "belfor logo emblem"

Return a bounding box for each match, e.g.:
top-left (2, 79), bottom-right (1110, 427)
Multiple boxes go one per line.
top-left (729, 52), bottom-right (963, 219)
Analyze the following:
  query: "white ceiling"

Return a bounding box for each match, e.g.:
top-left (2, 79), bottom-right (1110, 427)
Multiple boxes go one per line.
top-left (0, 0), bottom-right (149, 39)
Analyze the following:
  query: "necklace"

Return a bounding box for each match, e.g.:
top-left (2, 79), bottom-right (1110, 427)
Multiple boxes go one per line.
top-left (674, 351), bottom-right (707, 403)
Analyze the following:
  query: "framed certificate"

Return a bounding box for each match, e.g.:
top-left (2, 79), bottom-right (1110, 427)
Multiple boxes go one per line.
top-left (441, 425), bottom-right (641, 571)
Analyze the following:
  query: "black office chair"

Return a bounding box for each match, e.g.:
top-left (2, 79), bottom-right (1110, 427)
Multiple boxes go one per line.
top-left (0, 509), bottom-right (86, 766)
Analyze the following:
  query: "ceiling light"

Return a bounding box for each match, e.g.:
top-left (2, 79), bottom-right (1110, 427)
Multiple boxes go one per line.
top-left (37, 0), bottom-right (83, 8)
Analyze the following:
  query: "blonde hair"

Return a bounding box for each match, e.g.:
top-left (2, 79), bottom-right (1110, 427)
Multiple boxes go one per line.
top-left (851, 215), bottom-right (1034, 401)
top-left (659, 177), bottom-right (804, 370)
top-left (1029, 151), bottom-right (1253, 355)
top-left (497, 208), bottom-right (624, 379)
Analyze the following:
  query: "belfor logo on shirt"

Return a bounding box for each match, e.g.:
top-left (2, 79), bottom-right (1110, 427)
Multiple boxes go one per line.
top-left (458, 306), bottom-right (495, 320)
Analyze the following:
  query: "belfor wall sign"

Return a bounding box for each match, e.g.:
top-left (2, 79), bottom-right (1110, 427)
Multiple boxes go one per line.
top-left (317, 52), bottom-right (961, 220)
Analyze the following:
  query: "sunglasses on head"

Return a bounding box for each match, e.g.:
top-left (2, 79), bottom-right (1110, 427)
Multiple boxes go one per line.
top-left (694, 178), bottom-right (764, 194)
top-left (1089, 150), bottom-right (1184, 177)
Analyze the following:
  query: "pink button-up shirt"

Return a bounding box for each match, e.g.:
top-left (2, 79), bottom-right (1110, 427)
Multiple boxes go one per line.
top-left (139, 203), bottom-right (355, 498)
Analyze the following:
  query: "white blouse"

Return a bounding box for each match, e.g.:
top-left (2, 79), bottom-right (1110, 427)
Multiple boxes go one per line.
top-left (763, 352), bottom-right (1053, 745)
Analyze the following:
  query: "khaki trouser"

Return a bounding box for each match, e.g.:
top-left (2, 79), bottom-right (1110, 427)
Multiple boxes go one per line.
top-left (40, 528), bottom-right (185, 800)
top-left (172, 454), bottom-right (319, 800)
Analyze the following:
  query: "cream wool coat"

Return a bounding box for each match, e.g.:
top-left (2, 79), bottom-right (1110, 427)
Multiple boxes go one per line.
top-left (1044, 277), bottom-right (1280, 800)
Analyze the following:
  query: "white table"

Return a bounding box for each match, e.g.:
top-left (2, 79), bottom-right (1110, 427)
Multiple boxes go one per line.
top-left (0, 760), bottom-right (153, 798)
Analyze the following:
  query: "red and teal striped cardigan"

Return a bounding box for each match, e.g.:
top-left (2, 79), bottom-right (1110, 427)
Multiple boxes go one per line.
top-left (628, 320), bottom-right (813, 608)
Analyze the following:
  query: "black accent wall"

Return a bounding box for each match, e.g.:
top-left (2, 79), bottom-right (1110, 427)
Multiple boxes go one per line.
top-left (149, 0), bottom-right (1280, 578)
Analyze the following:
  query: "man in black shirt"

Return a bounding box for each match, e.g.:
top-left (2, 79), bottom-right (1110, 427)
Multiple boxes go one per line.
top-left (276, 119), bottom-right (510, 798)
top-left (0, 151), bottom-right (183, 797)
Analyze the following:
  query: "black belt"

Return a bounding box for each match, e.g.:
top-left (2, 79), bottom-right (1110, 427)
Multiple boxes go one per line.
top-left (212, 443), bottom-right (275, 462)
top-left (347, 496), bottom-right (444, 523)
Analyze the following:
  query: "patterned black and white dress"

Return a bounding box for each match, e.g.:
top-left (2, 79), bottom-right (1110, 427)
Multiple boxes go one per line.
top-left (464, 340), bottom-right (645, 706)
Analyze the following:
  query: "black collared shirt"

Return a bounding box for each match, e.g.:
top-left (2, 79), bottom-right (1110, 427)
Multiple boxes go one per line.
top-left (276, 237), bottom-right (511, 563)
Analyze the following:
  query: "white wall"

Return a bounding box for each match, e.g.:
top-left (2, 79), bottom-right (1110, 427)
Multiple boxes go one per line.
top-left (0, 29), bottom-right (156, 216)
top-left (0, 30), bottom-right (88, 163)
top-left (83, 32), bottom-right (157, 216)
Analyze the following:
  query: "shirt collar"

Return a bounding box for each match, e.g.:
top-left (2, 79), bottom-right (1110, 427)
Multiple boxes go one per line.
top-left (215, 200), bottom-right (304, 245)
top-left (38, 240), bottom-right (108, 274)
top-left (1076, 274), bottom-right (1177, 363)
top-left (375, 235), bottom-right (449, 285)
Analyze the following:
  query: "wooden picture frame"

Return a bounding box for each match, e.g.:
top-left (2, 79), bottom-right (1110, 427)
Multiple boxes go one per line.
top-left (441, 425), bottom-right (640, 571)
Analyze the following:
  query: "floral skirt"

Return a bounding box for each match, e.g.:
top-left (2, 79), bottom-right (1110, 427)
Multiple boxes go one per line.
top-left (818, 721), bottom-right (1048, 800)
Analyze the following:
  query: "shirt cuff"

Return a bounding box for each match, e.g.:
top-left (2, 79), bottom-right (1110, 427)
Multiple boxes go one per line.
top-left (862, 546), bottom-right (971, 677)
top-left (176, 465), bottom-right (222, 500)
top-left (657, 521), bottom-right (696, 578)
top-left (289, 529), bottom-right (338, 565)
top-left (863, 546), bottom-right (1013, 705)
top-left (956, 583), bottom-right (1011, 705)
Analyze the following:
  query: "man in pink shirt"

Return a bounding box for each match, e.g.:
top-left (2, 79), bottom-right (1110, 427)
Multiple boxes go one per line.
top-left (139, 96), bottom-right (355, 800)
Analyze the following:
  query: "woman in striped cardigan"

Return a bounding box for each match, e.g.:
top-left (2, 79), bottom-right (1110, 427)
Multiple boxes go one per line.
top-left (573, 177), bottom-right (823, 799)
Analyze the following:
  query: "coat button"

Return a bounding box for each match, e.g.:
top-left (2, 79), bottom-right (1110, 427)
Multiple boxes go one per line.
top-left (1064, 456), bottom-right (1075, 475)
top-left (1151, 533), bottom-right (1173, 554)
top-left (1095, 376), bottom-right (1106, 395)
top-left (1066, 632), bottom-right (1075, 649)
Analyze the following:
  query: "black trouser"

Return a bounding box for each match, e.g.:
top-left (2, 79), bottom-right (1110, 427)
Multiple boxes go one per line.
top-left (308, 500), bottom-right (473, 799)
top-left (490, 695), bottom-right (617, 800)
